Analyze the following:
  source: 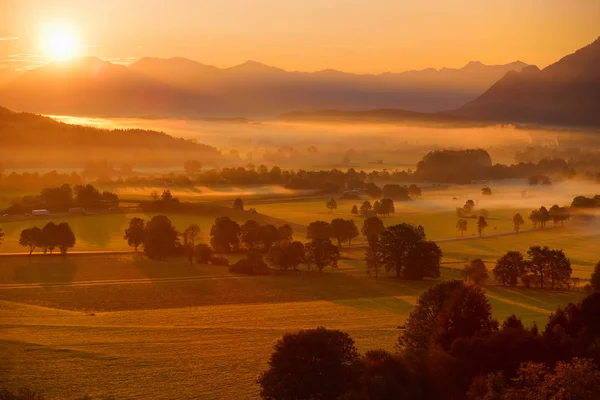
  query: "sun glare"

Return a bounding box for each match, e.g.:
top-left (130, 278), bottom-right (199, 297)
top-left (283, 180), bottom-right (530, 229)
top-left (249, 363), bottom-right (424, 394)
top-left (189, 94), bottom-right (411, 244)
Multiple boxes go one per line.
top-left (42, 24), bottom-right (79, 61)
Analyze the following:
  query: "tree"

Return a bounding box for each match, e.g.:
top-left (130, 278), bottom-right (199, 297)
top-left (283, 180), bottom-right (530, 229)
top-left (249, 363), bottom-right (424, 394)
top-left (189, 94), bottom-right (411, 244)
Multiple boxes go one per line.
top-left (376, 223), bottom-right (426, 279)
top-left (41, 222), bottom-right (59, 254)
top-left (266, 241), bottom-right (305, 271)
top-left (465, 259), bottom-right (488, 284)
top-left (240, 220), bottom-right (262, 251)
top-left (361, 216), bottom-right (385, 248)
top-left (493, 251), bottom-right (526, 286)
top-left (408, 184), bottom-right (422, 198)
top-left (124, 217), bottom-right (145, 251)
top-left (210, 216), bottom-right (241, 252)
top-left (182, 224), bottom-right (201, 247)
top-left (360, 201), bottom-right (372, 217)
top-left (513, 213), bottom-right (524, 233)
top-left (0, 228), bottom-right (3, 250)
top-left (527, 246), bottom-right (572, 289)
top-left (365, 246), bottom-right (381, 278)
top-left (477, 216), bottom-right (488, 236)
top-left (150, 190), bottom-right (159, 201)
top-left (232, 197), bottom-right (244, 211)
top-left (257, 327), bottom-right (360, 400)
top-left (549, 205), bottom-right (570, 227)
top-left (377, 198), bottom-right (395, 216)
top-left (143, 215), bottom-right (180, 260)
top-left (193, 243), bottom-right (213, 264)
top-left (591, 261), bottom-right (600, 291)
top-left (464, 200), bottom-right (475, 213)
top-left (403, 240), bottom-right (442, 280)
top-left (345, 220), bottom-right (359, 246)
top-left (331, 218), bottom-right (349, 247)
top-left (305, 238), bottom-right (340, 272)
top-left (538, 206), bottom-right (551, 228)
top-left (372, 200), bottom-right (381, 215)
top-left (351, 205), bottom-right (358, 214)
top-left (306, 220), bottom-right (331, 240)
top-left (277, 224), bottom-right (293, 242)
top-left (456, 219), bottom-right (468, 236)
top-left (19, 227), bottom-right (43, 255)
top-left (56, 222), bottom-right (76, 254)
top-left (481, 187), bottom-right (492, 196)
top-left (398, 280), bottom-right (497, 351)
top-left (529, 209), bottom-right (541, 228)
top-left (382, 184), bottom-right (410, 201)
top-left (326, 198), bottom-right (338, 213)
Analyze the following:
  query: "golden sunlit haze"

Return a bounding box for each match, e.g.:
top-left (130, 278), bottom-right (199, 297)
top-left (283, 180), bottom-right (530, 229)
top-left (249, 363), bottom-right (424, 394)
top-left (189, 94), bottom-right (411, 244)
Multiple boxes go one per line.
top-left (41, 23), bottom-right (79, 61)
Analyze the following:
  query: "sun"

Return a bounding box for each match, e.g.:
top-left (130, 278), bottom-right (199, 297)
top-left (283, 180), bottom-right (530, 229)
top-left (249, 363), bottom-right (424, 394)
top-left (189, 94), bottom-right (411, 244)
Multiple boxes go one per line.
top-left (42, 24), bottom-right (79, 61)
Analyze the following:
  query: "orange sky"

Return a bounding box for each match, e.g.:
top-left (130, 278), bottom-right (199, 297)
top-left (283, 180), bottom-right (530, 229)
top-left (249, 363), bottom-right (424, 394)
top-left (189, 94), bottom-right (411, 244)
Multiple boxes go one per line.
top-left (1, 0), bottom-right (599, 73)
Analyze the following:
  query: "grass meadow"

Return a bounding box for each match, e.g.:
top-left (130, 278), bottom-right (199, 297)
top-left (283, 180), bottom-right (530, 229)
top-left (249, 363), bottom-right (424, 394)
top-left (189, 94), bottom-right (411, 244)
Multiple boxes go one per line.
top-left (0, 253), bottom-right (583, 400)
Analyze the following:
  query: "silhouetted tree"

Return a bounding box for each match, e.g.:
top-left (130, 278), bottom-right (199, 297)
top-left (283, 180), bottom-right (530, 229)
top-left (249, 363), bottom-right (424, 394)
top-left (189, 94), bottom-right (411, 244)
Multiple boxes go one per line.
top-left (326, 198), bottom-right (338, 213)
top-left (41, 222), bottom-right (59, 254)
top-left (377, 198), bottom-right (395, 216)
top-left (549, 205), bottom-right (570, 227)
top-left (258, 327), bottom-right (360, 400)
top-left (240, 220), bottom-right (262, 251)
top-left (306, 220), bottom-right (331, 240)
top-left (481, 187), bottom-right (492, 196)
top-left (464, 200), bottom-right (475, 213)
top-left (19, 227), bottom-right (43, 255)
top-left (193, 243), bottom-right (213, 264)
top-left (266, 241), bottom-right (305, 271)
top-left (361, 216), bottom-right (385, 248)
top-left (330, 218), bottom-right (348, 247)
top-left (124, 217), bottom-right (145, 252)
top-left (305, 238), bottom-right (340, 272)
top-left (210, 217), bottom-right (241, 252)
top-left (398, 280), bottom-right (497, 351)
top-left (182, 224), bottom-right (201, 247)
top-left (351, 205), bottom-right (358, 214)
top-left (376, 223), bottom-right (429, 279)
top-left (456, 219), bottom-right (468, 236)
top-left (277, 224), bottom-right (293, 242)
top-left (513, 213), bottom-right (524, 233)
top-left (365, 246), bottom-right (381, 278)
top-left (527, 246), bottom-right (571, 289)
top-left (232, 197), bottom-right (244, 211)
top-left (493, 251), bottom-right (526, 286)
top-left (477, 216), bottom-right (488, 236)
top-left (56, 222), bottom-right (75, 254)
top-left (143, 215), bottom-right (180, 260)
top-left (591, 261), bottom-right (600, 291)
top-left (408, 184), bottom-right (422, 198)
top-left (403, 240), bottom-right (442, 280)
top-left (360, 200), bottom-right (373, 217)
top-left (465, 259), bottom-right (488, 284)
top-left (382, 184), bottom-right (410, 201)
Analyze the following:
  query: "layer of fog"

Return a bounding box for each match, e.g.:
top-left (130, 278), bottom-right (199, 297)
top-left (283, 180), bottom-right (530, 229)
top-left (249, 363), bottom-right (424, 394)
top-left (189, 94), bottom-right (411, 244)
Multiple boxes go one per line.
top-left (48, 115), bottom-right (566, 169)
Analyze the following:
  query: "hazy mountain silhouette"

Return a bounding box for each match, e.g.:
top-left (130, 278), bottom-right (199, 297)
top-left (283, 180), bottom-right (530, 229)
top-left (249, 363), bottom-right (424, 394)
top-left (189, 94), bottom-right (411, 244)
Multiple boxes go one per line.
top-left (451, 37), bottom-right (600, 126)
top-left (0, 106), bottom-right (222, 168)
top-left (0, 56), bottom-right (527, 117)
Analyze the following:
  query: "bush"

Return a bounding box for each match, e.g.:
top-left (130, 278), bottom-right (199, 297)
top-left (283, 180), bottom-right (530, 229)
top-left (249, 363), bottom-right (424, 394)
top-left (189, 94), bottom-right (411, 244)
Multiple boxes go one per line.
top-left (229, 253), bottom-right (270, 275)
top-left (210, 256), bottom-right (229, 266)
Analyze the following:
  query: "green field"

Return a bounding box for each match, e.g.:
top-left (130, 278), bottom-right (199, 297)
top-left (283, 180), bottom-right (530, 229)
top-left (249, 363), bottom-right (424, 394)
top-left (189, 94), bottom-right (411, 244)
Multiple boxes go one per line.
top-left (0, 253), bottom-right (582, 399)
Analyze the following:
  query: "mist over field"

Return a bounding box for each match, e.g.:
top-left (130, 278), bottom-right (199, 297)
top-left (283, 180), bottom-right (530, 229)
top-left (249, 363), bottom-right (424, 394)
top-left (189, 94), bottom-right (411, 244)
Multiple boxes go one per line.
top-left (46, 115), bottom-right (574, 169)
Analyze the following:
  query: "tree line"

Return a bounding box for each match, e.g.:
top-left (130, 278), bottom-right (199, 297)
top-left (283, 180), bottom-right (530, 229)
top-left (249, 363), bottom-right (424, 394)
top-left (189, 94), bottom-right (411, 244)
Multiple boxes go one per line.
top-left (3, 183), bottom-right (118, 215)
top-left (257, 281), bottom-right (600, 400)
top-left (18, 222), bottom-right (76, 255)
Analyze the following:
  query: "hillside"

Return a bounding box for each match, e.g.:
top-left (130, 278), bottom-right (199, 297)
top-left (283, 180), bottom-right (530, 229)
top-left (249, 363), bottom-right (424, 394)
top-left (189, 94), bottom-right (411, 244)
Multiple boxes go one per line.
top-left (451, 37), bottom-right (600, 127)
top-left (0, 107), bottom-right (222, 168)
top-left (0, 57), bottom-right (527, 117)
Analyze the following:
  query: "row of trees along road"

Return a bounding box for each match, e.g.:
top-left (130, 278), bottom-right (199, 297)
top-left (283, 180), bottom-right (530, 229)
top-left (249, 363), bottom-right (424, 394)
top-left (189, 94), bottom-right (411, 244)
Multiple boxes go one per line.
top-left (258, 283), bottom-right (600, 400)
top-left (19, 222), bottom-right (76, 254)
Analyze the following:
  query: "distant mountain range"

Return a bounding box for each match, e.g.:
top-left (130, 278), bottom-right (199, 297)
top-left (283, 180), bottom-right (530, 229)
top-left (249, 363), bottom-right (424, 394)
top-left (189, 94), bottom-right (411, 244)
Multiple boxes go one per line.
top-left (450, 37), bottom-right (600, 127)
top-left (281, 37), bottom-right (600, 128)
top-left (0, 56), bottom-right (527, 117)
